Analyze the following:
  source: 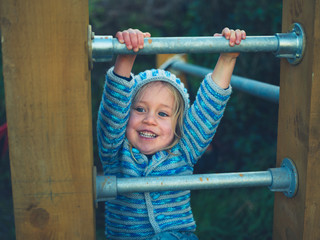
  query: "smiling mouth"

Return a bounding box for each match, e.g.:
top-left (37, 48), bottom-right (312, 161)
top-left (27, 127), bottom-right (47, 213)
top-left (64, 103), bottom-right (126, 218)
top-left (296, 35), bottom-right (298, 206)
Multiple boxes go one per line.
top-left (139, 131), bottom-right (157, 138)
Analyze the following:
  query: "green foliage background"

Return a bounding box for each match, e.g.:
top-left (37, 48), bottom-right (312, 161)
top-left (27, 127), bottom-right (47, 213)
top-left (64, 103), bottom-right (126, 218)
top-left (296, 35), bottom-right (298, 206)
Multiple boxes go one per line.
top-left (0, 0), bottom-right (281, 239)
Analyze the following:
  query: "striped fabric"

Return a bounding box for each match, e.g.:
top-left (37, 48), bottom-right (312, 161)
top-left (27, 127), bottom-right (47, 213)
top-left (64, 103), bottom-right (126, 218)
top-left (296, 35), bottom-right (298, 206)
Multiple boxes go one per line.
top-left (97, 67), bottom-right (231, 239)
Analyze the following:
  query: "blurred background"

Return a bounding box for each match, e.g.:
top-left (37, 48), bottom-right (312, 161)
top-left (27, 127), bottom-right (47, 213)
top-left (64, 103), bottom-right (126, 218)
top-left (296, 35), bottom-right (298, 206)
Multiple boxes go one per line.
top-left (1, 0), bottom-right (281, 239)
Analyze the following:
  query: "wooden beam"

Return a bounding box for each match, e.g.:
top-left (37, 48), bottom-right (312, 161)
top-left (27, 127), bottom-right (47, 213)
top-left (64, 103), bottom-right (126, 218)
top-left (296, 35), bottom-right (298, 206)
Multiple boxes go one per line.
top-left (1, 0), bottom-right (95, 239)
top-left (273, 0), bottom-right (320, 239)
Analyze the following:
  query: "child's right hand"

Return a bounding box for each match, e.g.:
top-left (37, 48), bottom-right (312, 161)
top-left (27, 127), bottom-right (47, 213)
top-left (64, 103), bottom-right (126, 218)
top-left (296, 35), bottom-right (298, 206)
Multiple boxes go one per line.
top-left (116, 28), bottom-right (151, 52)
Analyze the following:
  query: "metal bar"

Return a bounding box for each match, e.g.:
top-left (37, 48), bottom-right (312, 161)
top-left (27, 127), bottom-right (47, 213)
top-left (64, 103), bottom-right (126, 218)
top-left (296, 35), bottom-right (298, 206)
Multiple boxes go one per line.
top-left (88, 23), bottom-right (305, 66)
top-left (94, 158), bottom-right (298, 203)
top-left (93, 36), bottom-right (279, 57)
top-left (117, 171), bottom-right (272, 193)
top-left (167, 60), bottom-right (279, 103)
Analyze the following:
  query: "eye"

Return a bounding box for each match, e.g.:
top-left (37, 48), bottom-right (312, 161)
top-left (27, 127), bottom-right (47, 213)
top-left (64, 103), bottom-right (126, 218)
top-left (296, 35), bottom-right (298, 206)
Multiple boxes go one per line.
top-left (135, 107), bottom-right (145, 113)
top-left (158, 112), bottom-right (169, 117)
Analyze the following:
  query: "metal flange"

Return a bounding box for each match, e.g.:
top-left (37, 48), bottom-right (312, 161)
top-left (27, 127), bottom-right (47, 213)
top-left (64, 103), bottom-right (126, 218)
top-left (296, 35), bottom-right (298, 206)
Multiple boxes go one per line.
top-left (274, 23), bottom-right (306, 65)
top-left (281, 158), bottom-right (299, 197)
top-left (268, 158), bottom-right (298, 198)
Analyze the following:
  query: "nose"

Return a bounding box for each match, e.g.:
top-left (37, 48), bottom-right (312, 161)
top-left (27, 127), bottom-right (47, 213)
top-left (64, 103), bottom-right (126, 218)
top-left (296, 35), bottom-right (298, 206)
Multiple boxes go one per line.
top-left (143, 112), bottom-right (157, 125)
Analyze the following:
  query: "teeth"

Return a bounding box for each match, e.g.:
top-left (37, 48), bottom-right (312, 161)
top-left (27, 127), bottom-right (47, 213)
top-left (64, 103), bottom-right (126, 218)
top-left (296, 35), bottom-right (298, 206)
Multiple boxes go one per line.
top-left (139, 131), bottom-right (156, 138)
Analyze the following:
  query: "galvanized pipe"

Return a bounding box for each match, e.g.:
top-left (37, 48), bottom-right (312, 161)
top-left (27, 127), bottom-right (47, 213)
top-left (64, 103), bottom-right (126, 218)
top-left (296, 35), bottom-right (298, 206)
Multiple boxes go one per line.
top-left (165, 60), bottom-right (279, 104)
top-left (117, 171), bottom-right (272, 193)
top-left (88, 23), bottom-right (305, 66)
top-left (93, 36), bottom-right (279, 60)
top-left (94, 158), bottom-right (298, 203)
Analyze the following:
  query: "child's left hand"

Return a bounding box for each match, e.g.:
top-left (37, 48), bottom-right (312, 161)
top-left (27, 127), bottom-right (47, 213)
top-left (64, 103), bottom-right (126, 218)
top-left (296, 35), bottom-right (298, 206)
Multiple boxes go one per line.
top-left (214, 27), bottom-right (246, 59)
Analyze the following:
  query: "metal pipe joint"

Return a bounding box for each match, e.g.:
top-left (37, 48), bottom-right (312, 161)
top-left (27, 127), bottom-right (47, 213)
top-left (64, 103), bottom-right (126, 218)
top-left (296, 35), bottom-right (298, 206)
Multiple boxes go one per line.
top-left (274, 23), bottom-right (306, 64)
top-left (268, 158), bottom-right (298, 197)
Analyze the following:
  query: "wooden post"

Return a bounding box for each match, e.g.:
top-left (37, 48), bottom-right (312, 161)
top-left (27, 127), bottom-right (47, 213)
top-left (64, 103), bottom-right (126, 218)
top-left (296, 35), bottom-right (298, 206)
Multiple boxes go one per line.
top-left (273, 0), bottom-right (320, 239)
top-left (1, 0), bottom-right (95, 239)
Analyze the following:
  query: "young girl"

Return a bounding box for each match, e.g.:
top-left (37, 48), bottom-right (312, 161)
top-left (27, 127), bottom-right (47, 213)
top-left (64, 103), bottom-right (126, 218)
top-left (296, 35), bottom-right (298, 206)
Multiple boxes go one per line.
top-left (97, 28), bottom-right (246, 240)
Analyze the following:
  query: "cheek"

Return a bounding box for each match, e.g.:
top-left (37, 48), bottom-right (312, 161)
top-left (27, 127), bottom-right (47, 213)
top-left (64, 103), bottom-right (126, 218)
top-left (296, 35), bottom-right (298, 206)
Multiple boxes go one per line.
top-left (126, 115), bottom-right (137, 136)
top-left (163, 120), bottom-right (176, 138)
top-left (127, 112), bottom-right (139, 127)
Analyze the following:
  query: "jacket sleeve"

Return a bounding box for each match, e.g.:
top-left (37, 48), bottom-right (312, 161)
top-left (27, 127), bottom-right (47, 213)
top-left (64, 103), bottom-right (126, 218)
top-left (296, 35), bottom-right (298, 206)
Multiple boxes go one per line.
top-left (97, 67), bottom-right (135, 172)
top-left (179, 73), bottom-right (232, 166)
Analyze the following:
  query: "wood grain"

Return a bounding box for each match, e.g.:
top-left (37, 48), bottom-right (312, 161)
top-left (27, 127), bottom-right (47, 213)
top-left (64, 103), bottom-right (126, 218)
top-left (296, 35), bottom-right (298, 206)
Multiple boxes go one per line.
top-left (1, 0), bottom-right (95, 239)
top-left (273, 0), bottom-right (320, 239)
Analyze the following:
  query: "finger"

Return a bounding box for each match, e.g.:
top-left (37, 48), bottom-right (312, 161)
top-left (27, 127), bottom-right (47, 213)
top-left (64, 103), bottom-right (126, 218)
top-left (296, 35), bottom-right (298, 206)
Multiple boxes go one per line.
top-left (122, 30), bottom-right (133, 50)
top-left (115, 31), bottom-right (125, 44)
top-left (143, 32), bottom-right (151, 38)
top-left (222, 27), bottom-right (231, 39)
top-left (214, 33), bottom-right (222, 37)
top-left (229, 29), bottom-right (236, 46)
top-left (241, 30), bottom-right (246, 39)
top-left (128, 29), bottom-right (140, 52)
top-left (235, 29), bottom-right (242, 45)
top-left (136, 30), bottom-right (145, 50)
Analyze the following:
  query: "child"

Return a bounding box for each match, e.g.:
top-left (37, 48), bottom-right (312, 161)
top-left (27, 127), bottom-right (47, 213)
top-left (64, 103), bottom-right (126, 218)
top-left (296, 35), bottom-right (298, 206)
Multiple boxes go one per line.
top-left (97, 28), bottom-right (246, 240)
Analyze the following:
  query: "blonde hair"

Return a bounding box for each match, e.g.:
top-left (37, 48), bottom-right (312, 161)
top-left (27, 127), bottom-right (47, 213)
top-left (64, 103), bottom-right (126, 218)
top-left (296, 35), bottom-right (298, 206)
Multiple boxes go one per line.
top-left (130, 81), bottom-right (185, 154)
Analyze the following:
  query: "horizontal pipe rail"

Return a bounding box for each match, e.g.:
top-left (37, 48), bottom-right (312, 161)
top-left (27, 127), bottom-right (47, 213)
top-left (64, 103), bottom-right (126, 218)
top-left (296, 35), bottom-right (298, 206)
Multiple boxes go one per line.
top-left (94, 158), bottom-right (298, 204)
top-left (88, 23), bottom-right (305, 68)
top-left (163, 60), bottom-right (279, 103)
top-left (116, 171), bottom-right (272, 193)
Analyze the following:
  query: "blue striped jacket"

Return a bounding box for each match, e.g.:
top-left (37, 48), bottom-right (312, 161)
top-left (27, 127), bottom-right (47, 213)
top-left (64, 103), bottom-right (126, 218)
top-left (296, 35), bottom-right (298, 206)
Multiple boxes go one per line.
top-left (97, 67), bottom-right (231, 239)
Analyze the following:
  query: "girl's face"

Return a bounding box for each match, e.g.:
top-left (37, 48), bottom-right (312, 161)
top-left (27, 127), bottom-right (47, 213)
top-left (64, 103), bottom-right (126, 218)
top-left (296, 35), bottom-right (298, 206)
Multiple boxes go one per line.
top-left (126, 82), bottom-right (176, 155)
